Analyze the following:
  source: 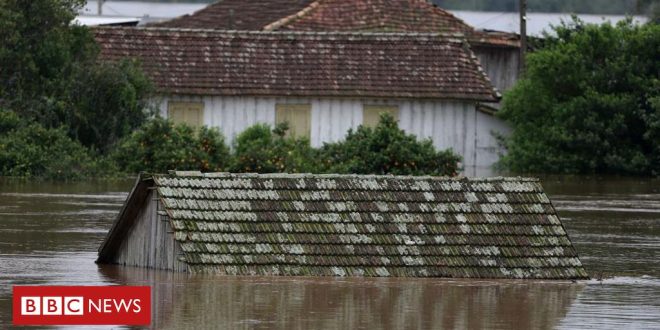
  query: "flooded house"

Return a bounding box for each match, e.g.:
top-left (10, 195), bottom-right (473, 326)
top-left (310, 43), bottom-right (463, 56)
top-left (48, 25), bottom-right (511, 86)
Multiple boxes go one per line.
top-left (95, 27), bottom-right (508, 174)
top-left (97, 171), bottom-right (588, 279)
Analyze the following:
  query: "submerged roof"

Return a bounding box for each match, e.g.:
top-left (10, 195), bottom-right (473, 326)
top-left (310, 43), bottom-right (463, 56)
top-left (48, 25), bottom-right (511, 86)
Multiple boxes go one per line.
top-left (99, 172), bottom-right (588, 279)
top-left (94, 28), bottom-right (499, 101)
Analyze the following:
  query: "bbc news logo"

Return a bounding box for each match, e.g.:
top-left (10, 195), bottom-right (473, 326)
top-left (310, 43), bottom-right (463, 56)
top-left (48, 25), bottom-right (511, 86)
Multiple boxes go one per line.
top-left (13, 286), bottom-right (150, 325)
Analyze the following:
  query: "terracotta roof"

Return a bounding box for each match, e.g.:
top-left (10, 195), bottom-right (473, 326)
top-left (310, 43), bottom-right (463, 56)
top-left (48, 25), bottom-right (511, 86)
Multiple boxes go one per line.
top-left (99, 172), bottom-right (588, 279)
top-left (149, 0), bottom-right (315, 30)
top-left (266, 0), bottom-right (519, 47)
top-left (149, 0), bottom-right (519, 48)
top-left (94, 27), bottom-right (499, 101)
top-left (267, 0), bottom-right (471, 33)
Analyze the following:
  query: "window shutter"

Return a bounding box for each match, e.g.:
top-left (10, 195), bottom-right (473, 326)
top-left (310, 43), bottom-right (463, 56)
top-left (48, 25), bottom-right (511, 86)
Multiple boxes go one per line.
top-left (275, 104), bottom-right (311, 138)
top-left (168, 102), bottom-right (204, 127)
top-left (363, 105), bottom-right (399, 127)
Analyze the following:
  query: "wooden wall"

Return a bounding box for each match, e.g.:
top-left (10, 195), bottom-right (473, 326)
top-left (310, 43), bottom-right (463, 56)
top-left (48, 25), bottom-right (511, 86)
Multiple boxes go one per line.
top-left (114, 190), bottom-right (187, 272)
top-left (473, 46), bottom-right (520, 93)
top-left (157, 95), bottom-right (510, 174)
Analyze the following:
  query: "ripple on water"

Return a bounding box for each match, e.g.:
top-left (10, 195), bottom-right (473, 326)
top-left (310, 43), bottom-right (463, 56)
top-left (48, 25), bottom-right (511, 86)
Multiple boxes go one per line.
top-left (0, 192), bottom-right (128, 200)
top-left (558, 277), bottom-right (660, 330)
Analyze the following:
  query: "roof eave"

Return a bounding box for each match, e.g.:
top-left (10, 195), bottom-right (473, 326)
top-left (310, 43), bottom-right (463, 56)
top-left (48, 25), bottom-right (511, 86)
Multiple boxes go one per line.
top-left (156, 90), bottom-right (499, 102)
top-left (97, 173), bottom-right (154, 263)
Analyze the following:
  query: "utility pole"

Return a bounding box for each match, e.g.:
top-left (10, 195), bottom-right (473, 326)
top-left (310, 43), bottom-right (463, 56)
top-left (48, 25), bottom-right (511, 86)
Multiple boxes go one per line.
top-left (98, 0), bottom-right (104, 16)
top-left (519, 0), bottom-right (527, 74)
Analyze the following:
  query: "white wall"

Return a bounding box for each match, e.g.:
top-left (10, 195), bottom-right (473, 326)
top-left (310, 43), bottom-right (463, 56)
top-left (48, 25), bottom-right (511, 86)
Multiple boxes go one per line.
top-left (158, 95), bottom-right (509, 174)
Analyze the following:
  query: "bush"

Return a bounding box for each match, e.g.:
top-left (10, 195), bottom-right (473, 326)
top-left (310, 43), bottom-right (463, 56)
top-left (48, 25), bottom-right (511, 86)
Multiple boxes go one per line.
top-left (319, 114), bottom-right (461, 176)
top-left (498, 19), bottom-right (660, 176)
top-left (228, 123), bottom-right (320, 173)
top-left (0, 110), bottom-right (115, 180)
top-left (112, 117), bottom-right (230, 174)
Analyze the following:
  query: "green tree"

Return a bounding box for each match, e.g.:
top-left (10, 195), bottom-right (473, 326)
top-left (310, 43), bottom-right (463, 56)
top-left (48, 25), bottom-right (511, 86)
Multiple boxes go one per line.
top-left (65, 59), bottom-right (153, 153)
top-left (498, 19), bottom-right (660, 175)
top-left (0, 0), bottom-right (89, 112)
top-left (0, 0), bottom-right (154, 153)
top-left (112, 117), bottom-right (230, 174)
top-left (320, 114), bottom-right (461, 176)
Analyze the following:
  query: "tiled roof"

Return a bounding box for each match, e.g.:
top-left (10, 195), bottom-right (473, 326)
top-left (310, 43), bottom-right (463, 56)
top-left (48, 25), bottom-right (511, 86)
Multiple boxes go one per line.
top-left (268, 0), bottom-right (471, 33)
top-left (267, 0), bottom-right (519, 47)
top-left (149, 0), bottom-right (519, 48)
top-left (149, 0), bottom-right (315, 30)
top-left (112, 172), bottom-right (587, 279)
top-left (93, 28), bottom-right (499, 101)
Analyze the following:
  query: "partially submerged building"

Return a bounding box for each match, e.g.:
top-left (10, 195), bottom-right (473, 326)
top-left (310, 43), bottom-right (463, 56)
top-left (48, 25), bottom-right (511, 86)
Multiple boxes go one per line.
top-left (97, 172), bottom-right (588, 279)
top-left (95, 28), bottom-right (508, 173)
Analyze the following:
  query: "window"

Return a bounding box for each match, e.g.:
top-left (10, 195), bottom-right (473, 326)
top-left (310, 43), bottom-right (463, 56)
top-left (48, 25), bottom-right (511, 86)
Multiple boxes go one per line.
top-left (275, 104), bottom-right (311, 138)
top-left (168, 101), bottom-right (204, 127)
top-left (363, 105), bottom-right (399, 127)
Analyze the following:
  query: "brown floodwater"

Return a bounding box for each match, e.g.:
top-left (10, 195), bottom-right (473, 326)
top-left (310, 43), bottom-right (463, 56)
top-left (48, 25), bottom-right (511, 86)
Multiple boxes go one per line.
top-left (0, 176), bottom-right (659, 329)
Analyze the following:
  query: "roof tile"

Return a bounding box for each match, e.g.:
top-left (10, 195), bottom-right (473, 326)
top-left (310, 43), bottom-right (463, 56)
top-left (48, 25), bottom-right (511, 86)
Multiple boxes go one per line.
top-left (94, 28), bottom-right (499, 101)
top-left (151, 173), bottom-right (587, 279)
top-left (150, 0), bottom-right (315, 30)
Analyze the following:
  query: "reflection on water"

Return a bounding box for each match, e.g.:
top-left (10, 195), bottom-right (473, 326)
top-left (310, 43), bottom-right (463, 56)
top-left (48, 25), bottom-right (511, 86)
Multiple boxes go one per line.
top-left (0, 177), bottom-right (659, 328)
top-left (100, 266), bottom-right (581, 330)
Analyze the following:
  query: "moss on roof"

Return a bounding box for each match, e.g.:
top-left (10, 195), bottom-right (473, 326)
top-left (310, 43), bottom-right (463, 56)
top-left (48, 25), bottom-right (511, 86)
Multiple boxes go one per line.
top-left (104, 172), bottom-right (588, 279)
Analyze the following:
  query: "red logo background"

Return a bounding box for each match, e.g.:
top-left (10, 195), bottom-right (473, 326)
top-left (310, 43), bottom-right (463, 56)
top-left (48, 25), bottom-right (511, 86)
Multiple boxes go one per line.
top-left (12, 286), bottom-right (151, 325)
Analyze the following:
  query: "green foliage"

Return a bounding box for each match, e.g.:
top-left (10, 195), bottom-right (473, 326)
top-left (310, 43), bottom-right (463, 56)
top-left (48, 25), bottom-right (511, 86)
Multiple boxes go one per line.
top-left (112, 117), bottom-right (230, 174)
top-left (0, 0), bottom-right (89, 108)
top-left (65, 59), bottom-right (154, 153)
top-left (0, 110), bottom-right (116, 180)
top-left (320, 114), bottom-right (461, 176)
top-left (1, 111), bottom-right (463, 178)
top-left (113, 117), bottom-right (461, 177)
top-left (0, 0), bottom-right (154, 153)
top-left (498, 19), bottom-right (660, 175)
top-left (228, 123), bottom-right (320, 173)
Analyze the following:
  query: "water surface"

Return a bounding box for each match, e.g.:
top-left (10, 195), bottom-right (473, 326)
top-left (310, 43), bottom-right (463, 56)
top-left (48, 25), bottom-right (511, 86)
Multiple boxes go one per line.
top-left (0, 177), bottom-right (658, 329)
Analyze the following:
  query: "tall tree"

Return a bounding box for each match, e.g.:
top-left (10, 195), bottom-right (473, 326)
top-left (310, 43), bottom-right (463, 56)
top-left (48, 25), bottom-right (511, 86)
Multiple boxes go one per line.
top-left (0, 0), bottom-right (90, 117)
top-left (498, 19), bottom-right (660, 175)
top-left (0, 0), bottom-right (153, 153)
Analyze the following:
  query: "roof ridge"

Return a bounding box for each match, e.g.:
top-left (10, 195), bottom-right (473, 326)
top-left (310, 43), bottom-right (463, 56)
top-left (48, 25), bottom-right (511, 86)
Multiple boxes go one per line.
top-left (264, 0), bottom-right (476, 34)
top-left (158, 171), bottom-right (539, 182)
top-left (263, 0), bottom-right (323, 31)
top-left (426, 0), bottom-right (476, 33)
top-left (94, 26), bottom-right (469, 40)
